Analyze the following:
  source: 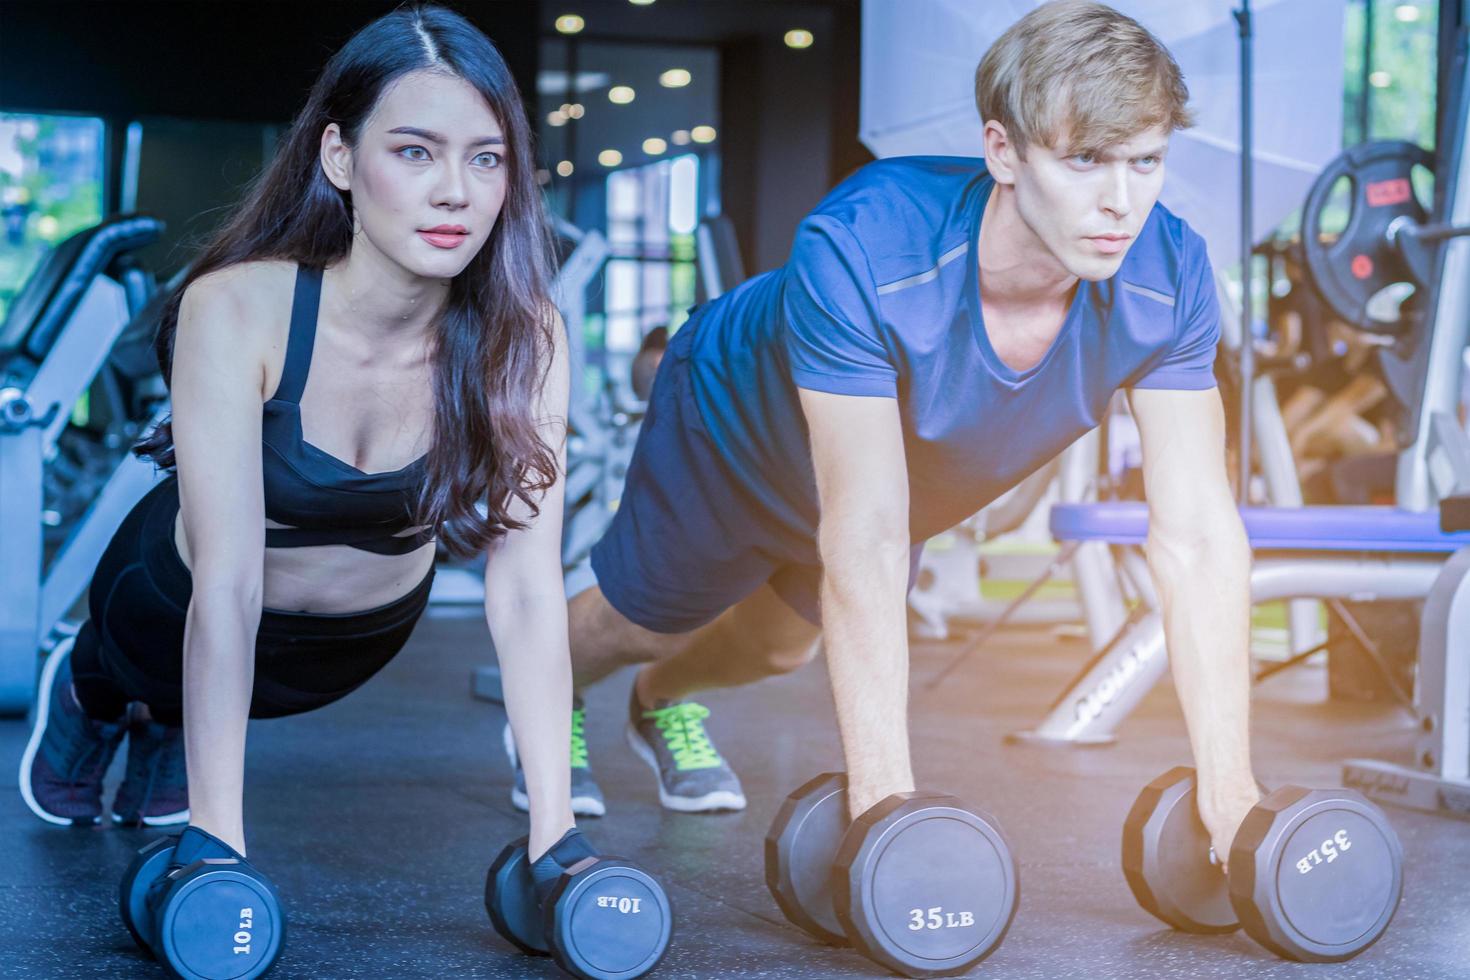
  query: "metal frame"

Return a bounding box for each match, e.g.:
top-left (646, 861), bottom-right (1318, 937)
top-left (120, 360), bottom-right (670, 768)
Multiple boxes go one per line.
top-left (1012, 553), bottom-right (1445, 746)
top-left (0, 265), bottom-right (163, 715)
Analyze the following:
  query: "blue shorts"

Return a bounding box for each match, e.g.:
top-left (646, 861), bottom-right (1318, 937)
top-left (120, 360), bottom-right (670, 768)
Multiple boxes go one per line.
top-left (589, 326), bottom-right (921, 634)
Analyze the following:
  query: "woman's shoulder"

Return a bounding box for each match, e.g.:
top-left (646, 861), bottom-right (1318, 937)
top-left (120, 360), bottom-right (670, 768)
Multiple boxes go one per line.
top-left (182, 259), bottom-right (296, 318)
top-left (176, 260), bottom-right (298, 350)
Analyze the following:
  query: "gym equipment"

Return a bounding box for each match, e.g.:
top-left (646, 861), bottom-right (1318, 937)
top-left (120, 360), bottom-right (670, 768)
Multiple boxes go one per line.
top-left (118, 831), bottom-right (286, 979)
top-left (2, 215), bottom-right (168, 715)
top-left (765, 772), bottom-right (1018, 978)
top-left (485, 836), bottom-right (672, 980)
top-left (1123, 767), bottom-right (1403, 962)
top-left (1301, 141), bottom-right (1440, 334)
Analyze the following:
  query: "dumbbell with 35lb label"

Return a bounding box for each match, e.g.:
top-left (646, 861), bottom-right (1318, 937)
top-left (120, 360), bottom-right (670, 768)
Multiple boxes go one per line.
top-left (1123, 767), bottom-right (1403, 962)
top-left (766, 772), bottom-right (1019, 978)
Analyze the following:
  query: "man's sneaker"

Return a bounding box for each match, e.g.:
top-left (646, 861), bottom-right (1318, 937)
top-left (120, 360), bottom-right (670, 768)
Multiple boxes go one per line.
top-left (17, 637), bottom-right (126, 826)
top-left (504, 698), bottom-right (606, 817)
top-left (111, 709), bottom-right (189, 827)
top-left (625, 685), bottom-right (746, 813)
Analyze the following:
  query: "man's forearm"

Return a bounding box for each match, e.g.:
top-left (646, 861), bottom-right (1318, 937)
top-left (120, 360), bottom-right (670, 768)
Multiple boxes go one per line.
top-left (819, 534), bottom-right (914, 819)
top-left (1149, 520), bottom-right (1255, 792)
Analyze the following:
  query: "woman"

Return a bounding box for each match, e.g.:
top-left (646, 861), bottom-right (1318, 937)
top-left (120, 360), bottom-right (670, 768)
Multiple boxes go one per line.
top-left (18, 5), bottom-right (577, 869)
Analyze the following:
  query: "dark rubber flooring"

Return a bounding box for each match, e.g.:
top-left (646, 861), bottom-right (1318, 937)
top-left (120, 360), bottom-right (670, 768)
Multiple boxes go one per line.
top-left (4, 605), bottom-right (1468, 978)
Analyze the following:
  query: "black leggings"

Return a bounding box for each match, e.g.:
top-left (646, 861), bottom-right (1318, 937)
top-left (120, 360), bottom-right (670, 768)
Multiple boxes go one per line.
top-left (70, 478), bottom-right (433, 726)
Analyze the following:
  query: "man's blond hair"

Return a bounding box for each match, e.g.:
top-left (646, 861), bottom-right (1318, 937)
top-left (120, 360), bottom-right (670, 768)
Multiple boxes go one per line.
top-left (975, 1), bottom-right (1193, 157)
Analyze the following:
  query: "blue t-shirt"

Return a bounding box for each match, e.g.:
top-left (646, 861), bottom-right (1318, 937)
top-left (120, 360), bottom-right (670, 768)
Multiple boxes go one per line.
top-left (682, 156), bottom-right (1219, 564)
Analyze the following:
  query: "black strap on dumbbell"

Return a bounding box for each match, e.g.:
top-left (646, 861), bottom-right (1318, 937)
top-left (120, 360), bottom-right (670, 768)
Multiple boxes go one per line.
top-left (530, 828), bottom-right (598, 908)
top-left (145, 826), bottom-right (247, 913)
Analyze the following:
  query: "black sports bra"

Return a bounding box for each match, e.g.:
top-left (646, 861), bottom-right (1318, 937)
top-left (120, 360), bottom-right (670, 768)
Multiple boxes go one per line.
top-left (260, 266), bottom-right (433, 556)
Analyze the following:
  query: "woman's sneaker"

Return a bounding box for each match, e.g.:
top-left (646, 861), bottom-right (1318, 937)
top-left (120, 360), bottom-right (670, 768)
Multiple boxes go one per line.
top-left (625, 686), bottom-right (746, 813)
top-left (17, 638), bottom-right (126, 826)
top-left (504, 697), bottom-right (606, 817)
top-left (111, 708), bottom-right (189, 826)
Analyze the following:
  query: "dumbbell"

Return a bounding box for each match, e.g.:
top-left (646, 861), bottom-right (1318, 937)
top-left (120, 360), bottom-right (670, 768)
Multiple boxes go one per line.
top-left (485, 832), bottom-right (672, 980)
top-left (765, 772), bottom-right (1019, 978)
top-left (1122, 766), bottom-right (1403, 962)
top-left (118, 828), bottom-right (286, 979)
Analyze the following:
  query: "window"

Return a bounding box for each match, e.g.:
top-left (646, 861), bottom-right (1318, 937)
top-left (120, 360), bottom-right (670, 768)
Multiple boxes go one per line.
top-left (1343, 0), bottom-right (1439, 148)
top-left (0, 113), bottom-right (106, 319)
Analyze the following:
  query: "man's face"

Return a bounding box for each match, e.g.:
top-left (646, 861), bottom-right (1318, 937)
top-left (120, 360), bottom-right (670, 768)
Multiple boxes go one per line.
top-left (1008, 126), bottom-right (1171, 281)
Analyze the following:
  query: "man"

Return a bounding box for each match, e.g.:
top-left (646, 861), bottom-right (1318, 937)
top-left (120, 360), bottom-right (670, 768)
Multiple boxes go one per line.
top-left (509, 0), bottom-right (1262, 864)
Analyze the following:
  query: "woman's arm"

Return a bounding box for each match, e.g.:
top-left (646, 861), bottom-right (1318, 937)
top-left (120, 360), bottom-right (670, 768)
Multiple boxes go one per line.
top-left (170, 270), bottom-right (271, 856)
top-left (483, 309), bottom-right (574, 861)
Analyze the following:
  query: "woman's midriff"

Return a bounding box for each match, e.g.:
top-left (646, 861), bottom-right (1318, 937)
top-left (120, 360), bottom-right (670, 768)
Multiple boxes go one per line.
top-left (174, 511), bottom-right (437, 614)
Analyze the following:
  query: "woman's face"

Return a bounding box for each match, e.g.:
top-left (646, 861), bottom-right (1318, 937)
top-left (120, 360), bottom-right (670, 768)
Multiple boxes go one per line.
top-left (323, 69), bottom-right (508, 280)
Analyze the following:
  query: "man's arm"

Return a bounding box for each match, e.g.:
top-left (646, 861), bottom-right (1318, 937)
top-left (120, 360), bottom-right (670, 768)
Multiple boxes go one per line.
top-left (798, 387), bottom-right (913, 819)
top-left (1129, 385), bottom-right (1260, 866)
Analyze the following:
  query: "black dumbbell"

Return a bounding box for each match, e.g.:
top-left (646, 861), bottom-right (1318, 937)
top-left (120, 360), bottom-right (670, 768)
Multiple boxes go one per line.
top-left (118, 828), bottom-right (286, 979)
top-left (1122, 766), bottom-right (1403, 962)
top-left (485, 831), bottom-right (672, 980)
top-left (766, 772), bottom-right (1019, 978)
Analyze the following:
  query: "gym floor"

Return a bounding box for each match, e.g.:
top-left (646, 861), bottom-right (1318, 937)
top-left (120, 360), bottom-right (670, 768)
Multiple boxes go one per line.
top-left (4, 607), bottom-right (1467, 979)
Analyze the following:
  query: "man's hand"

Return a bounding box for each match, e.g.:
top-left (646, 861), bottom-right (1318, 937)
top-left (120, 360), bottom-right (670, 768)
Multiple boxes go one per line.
top-left (1197, 775), bottom-right (1262, 875)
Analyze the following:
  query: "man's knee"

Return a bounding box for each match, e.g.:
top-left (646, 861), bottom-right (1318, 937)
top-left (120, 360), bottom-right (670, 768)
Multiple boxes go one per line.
top-left (758, 634), bottom-right (822, 675)
top-left (569, 586), bottom-right (689, 666)
top-left (728, 586), bottom-right (822, 674)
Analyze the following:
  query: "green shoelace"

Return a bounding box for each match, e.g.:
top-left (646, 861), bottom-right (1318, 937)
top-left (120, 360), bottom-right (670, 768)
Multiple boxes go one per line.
top-left (570, 706), bottom-right (589, 769)
top-left (643, 702), bottom-right (722, 771)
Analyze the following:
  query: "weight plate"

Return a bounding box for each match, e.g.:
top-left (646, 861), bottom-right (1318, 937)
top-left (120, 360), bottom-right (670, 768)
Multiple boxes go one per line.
top-left (1301, 140), bottom-right (1434, 334)
top-left (765, 772), bottom-right (849, 945)
top-left (157, 861), bottom-right (285, 980)
top-left (1230, 786), bottom-right (1403, 962)
top-left (548, 859), bottom-right (673, 980)
top-left (1122, 767), bottom-right (1239, 934)
top-left (485, 838), bottom-right (550, 956)
top-left (835, 793), bottom-right (1018, 978)
top-left (119, 835), bottom-right (179, 954)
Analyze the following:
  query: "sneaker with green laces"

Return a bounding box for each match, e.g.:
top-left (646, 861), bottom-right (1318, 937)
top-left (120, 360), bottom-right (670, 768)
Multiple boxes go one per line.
top-left (625, 684), bottom-right (746, 813)
top-left (504, 697), bottom-right (605, 817)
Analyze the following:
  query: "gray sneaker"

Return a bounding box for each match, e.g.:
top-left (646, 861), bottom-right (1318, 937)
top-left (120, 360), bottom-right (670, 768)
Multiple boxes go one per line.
top-left (625, 685), bottom-right (746, 813)
top-left (504, 698), bottom-right (605, 818)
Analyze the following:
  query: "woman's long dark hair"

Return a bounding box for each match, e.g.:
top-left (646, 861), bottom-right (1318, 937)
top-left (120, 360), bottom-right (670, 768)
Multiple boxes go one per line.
top-left (136, 4), bottom-right (558, 557)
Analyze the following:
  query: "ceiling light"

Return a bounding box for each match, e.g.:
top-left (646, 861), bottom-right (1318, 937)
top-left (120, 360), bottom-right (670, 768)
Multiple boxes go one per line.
top-left (1369, 70), bottom-right (1393, 88)
top-left (554, 14), bottom-right (585, 34)
top-left (1394, 4), bottom-right (1421, 21)
top-left (671, 130), bottom-right (692, 146)
top-left (598, 149), bottom-right (623, 167)
top-left (547, 110), bottom-right (567, 127)
top-left (629, 0), bottom-right (655, 5)
top-left (659, 68), bottom-right (692, 88)
top-left (690, 125), bottom-right (717, 144)
top-left (643, 137), bottom-right (668, 155)
top-left (556, 160), bottom-right (575, 177)
top-left (567, 103), bottom-right (585, 119)
top-left (784, 29), bottom-right (814, 49)
top-left (608, 85), bottom-right (636, 104)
